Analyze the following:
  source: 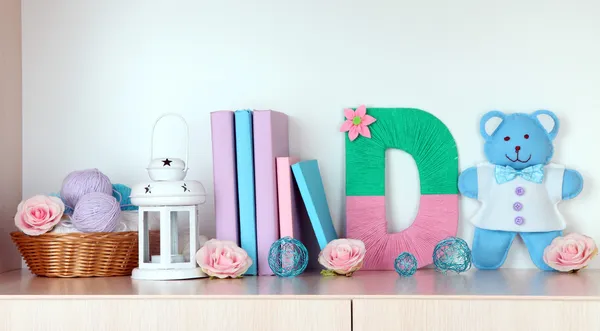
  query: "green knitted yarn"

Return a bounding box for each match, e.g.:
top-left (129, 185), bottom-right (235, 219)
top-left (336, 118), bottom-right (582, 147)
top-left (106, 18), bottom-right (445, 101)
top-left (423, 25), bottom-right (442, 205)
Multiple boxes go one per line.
top-left (345, 108), bottom-right (458, 196)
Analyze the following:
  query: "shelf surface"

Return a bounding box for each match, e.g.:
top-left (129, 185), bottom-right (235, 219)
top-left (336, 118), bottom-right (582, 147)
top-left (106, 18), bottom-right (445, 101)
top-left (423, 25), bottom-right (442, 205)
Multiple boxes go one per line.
top-left (1, 268), bottom-right (599, 299)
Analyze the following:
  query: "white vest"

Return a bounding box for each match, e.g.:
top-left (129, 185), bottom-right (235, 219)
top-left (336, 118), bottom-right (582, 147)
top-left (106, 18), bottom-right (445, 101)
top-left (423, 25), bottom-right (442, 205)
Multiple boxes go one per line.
top-left (470, 163), bottom-right (565, 232)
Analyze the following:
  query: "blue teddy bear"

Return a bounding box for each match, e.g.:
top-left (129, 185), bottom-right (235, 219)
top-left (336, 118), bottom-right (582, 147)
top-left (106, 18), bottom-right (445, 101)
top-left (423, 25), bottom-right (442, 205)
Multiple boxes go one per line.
top-left (458, 110), bottom-right (583, 270)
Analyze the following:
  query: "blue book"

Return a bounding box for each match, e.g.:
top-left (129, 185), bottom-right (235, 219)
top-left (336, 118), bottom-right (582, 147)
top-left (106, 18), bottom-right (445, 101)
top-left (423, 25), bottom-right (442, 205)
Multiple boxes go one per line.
top-left (234, 110), bottom-right (258, 275)
top-left (291, 160), bottom-right (338, 249)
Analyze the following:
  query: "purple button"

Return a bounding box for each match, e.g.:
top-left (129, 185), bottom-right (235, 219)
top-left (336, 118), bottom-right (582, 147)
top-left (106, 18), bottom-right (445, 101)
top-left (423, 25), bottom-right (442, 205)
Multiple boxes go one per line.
top-left (515, 187), bottom-right (525, 196)
top-left (515, 216), bottom-right (524, 225)
top-left (513, 202), bottom-right (523, 211)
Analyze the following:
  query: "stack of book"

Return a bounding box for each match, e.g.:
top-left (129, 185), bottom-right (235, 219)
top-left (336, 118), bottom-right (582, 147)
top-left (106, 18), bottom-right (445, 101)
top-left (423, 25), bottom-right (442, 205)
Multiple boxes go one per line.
top-left (211, 110), bottom-right (337, 275)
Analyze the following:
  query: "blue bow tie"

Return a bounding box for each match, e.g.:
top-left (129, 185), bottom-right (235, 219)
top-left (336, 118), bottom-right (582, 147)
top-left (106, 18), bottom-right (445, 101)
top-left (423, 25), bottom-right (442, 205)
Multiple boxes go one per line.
top-left (495, 164), bottom-right (544, 184)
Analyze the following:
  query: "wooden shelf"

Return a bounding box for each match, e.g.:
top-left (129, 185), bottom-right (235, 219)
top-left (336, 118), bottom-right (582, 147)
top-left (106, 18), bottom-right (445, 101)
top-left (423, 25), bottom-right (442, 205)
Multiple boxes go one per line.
top-left (2, 269), bottom-right (599, 330)
top-left (1, 268), bottom-right (598, 299)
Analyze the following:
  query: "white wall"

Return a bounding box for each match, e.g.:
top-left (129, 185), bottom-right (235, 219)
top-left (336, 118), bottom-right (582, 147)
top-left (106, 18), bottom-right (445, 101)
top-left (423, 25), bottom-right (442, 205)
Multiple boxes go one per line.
top-left (22, 0), bottom-right (600, 268)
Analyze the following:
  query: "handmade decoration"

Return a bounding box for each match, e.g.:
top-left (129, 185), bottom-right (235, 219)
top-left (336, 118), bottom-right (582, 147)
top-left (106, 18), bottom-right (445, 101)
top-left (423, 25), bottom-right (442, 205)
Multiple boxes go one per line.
top-left (14, 195), bottom-right (65, 236)
top-left (130, 113), bottom-right (207, 280)
top-left (340, 105), bottom-right (377, 141)
top-left (268, 237), bottom-right (309, 277)
top-left (318, 238), bottom-right (365, 276)
top-left (394, 252), bottom-right (417, 277)
top-left (12, 175), bottom-right (141, 278)
top-left (543, 233), bottom-right (597, 272)
top-left (196, 239), bottom-right (253, 279)
top-left (344, 107), bottom-right (459, 270)
top-left (458, 110), bottom-right (584, 270)
top-left (433, 237), bottom-right (472, 273)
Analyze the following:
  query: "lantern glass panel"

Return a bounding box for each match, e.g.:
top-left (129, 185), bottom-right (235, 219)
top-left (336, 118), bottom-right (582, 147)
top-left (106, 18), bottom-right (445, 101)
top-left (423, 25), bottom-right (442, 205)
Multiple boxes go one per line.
top-left (140, 210), bottom-right (161, 264)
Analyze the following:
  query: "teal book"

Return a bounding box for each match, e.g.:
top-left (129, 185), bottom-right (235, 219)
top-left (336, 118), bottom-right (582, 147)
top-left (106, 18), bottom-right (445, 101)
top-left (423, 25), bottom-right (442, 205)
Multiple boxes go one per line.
top-left (235, 110), bottom-right (257, 275)
top-left (291, 160), bottom-right (338, 249)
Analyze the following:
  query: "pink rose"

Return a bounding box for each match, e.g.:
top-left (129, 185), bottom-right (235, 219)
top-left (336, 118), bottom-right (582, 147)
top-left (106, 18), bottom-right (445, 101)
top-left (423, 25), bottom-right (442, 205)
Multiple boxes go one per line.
top-left (15, 195), bottom-right (65, 236)
top-left (318, 239), bottom-right (366, 276)
top-left (543, 233), bottom-right (598, 272)
top-left (195, 239), bottom-right (253, 278)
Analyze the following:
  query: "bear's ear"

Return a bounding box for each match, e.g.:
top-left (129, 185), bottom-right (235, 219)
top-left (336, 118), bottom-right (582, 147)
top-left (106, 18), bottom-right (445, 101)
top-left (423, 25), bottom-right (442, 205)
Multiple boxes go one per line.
top-left (530, 110), bottom-right (559, 140)
top-left (479, 110), bottom-right (505, 141)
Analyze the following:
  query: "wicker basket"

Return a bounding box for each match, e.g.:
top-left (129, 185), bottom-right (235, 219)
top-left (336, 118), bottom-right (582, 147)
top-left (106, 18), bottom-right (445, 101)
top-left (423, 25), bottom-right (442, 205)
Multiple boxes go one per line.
top-left (11, 231), bottom-right (141, 278)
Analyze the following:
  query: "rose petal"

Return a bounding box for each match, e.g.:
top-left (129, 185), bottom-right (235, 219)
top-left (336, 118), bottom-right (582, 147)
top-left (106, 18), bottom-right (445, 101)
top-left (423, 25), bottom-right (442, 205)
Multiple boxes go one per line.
top-left (195, 239), bottom-right (253, 278)
top-left (319, 239), bottom-right (366, 274)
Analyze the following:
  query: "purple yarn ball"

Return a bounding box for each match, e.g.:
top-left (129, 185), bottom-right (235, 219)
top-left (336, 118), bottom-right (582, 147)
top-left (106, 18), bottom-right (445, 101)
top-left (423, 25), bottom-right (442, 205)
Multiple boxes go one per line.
top-left (60, 169), bottom-right (112, 209)
top-left (71, 192), bottom-right (121, 232)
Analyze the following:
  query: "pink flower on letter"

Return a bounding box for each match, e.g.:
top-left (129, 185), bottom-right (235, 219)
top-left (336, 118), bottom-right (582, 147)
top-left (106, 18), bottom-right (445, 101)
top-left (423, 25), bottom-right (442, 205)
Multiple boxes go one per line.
top-left (196, 239), bottom-right (253, 278)
top-left (318, 239), bottom-right (366, 276)
top-left (15, 195), bottom-right (65, 236)
top-left (543, 233), bottom-right (598, 272)
top-left (340, 105), bottom-right (376, 141)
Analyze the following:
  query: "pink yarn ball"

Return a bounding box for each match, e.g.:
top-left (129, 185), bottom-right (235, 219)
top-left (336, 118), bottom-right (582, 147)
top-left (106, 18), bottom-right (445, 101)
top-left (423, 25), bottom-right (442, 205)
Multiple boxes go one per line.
top-left (71, 192), bottom-right (120, 233)
top-left (60, 169), bottom-right (112, 209)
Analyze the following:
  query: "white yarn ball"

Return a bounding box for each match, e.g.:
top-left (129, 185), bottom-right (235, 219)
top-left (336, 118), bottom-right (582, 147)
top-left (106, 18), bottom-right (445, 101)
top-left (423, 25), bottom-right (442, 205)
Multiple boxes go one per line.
top-left (51, 220), bottom-right (81, 234)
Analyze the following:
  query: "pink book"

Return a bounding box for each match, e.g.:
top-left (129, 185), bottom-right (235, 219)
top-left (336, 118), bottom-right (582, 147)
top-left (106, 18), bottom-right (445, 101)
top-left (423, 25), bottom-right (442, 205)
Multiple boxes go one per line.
top-left (253, 110), bottom-right (289, 275)
top-left (210, 111), bottom-right (239, 244)
top-left (276, 157), bottom-right (300, 238)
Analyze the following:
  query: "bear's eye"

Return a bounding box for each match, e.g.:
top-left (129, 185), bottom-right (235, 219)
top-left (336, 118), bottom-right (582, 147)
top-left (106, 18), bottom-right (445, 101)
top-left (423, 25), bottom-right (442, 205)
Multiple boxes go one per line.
top-left (504, 136), bottom-right (510, 141)
top-left (524, 134), bottom-right (529, 139)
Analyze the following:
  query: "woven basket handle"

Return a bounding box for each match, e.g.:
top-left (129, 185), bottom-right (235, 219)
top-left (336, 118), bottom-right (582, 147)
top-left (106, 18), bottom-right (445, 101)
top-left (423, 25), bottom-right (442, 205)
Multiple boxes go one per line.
top-left (150, 113), bottom-right (189, 172)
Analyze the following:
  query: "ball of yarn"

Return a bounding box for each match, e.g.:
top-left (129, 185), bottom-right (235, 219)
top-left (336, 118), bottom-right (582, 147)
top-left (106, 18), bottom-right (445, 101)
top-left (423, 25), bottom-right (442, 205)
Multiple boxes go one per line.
top-left (50, 220), bottom-right (80, 234)
top-left (71, 192), bottom-right (121, 232)
top-left (433, 237), bottom-right (472, 273)
top-left (112, 184), bottom-right (138, 211)
top-left (395, 252), bottom-right (417, 277)
top-left (60, 169), bottom-right (113, 209)
top-left (268, 237), bottom-right (309, 277)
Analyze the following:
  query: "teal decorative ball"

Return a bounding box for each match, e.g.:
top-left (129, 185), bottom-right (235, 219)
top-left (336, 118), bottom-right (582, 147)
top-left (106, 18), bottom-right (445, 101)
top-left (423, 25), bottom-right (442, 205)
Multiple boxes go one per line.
top-left (433, 237), bottom-right (472, 273)
top-left (395, 252), bottom-right (417, 277)
top-left (268, 237), bottom-right (309, 277)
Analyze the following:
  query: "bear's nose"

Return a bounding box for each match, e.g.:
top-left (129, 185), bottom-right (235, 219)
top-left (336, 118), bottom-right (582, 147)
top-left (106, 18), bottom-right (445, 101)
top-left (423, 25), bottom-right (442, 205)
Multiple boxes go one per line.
top-left (515, 146), bottom-right (521, 152)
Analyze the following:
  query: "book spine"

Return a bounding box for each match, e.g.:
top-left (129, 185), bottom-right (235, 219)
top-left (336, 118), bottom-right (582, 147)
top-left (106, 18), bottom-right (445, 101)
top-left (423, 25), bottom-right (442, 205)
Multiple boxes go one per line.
top-left (235, 110), bottom-right (257, 275)
top-left (253, 111), bottom-right (289, 275)
top-left (211, 111), bottom-right (239, 244)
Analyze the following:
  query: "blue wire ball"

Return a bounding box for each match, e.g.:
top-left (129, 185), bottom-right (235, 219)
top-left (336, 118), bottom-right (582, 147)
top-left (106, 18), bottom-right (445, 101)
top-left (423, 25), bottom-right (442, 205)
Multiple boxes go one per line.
top-left (395, 252), bottom-right (417, 277)
top-left (112, 184), bottom-right (138, 211)
top-left (268, 237), bottom-right (309, 277)
top-left (433, 237), bottom-right (472, 273)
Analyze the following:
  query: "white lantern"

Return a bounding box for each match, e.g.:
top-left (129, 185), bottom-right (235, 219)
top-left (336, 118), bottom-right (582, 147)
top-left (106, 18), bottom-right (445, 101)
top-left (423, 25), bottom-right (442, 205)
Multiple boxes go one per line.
top-left (130, 114), bottom-right (207, 280)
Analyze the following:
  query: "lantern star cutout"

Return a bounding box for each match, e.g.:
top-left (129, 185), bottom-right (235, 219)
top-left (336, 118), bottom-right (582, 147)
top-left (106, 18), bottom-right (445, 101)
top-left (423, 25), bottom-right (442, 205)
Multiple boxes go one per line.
top-left (182, 183), bottom-right (189, 192)
top-left (144, 185), bottom-right (152, 194)
top-left (340, 105), bottom-right (376, 141)
top-left (162, 158), bottom-right (173, 166)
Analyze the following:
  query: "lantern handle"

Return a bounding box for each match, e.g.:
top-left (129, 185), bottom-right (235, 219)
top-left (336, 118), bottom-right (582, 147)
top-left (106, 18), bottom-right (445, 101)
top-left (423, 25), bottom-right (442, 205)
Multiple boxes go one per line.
top-left (150, 113), bottom-right (189, 172)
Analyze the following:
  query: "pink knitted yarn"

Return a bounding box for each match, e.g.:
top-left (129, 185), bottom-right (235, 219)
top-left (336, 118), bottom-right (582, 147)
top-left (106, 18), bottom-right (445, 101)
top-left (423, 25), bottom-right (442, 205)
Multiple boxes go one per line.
top-left (346, 195), bottom-right (458, 270)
